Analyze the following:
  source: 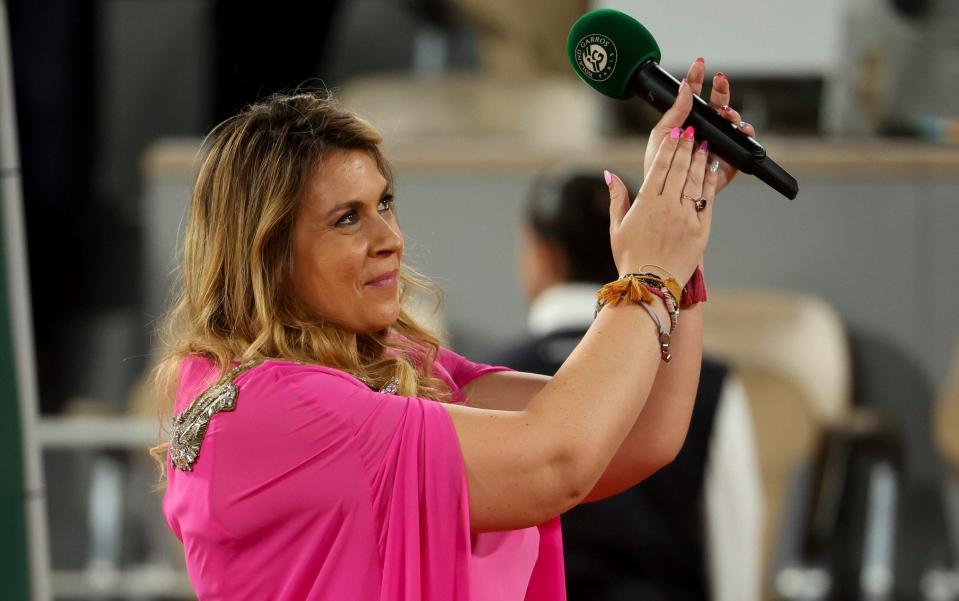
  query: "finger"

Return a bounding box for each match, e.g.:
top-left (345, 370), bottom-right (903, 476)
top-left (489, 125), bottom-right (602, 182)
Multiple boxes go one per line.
top-left (717, 103), bottom-right (758, 139)
top-left (651, 78), bottom-right (694, 135)
top-left (682, 139), bottom-right (710, 205)
top-left (718, 103), bottom-right (743, 125)
top-left (737, 121), bottom-right (757, 138)
top-left (604, 170), bottom-right (631, 228)
top-left (709, 72), bottom-right (730, 111)
top-left (698, 157), bottom-right (720, 228)
top-left (640, 127), bottom-right (682, 195)
top-left (684, 57), bottom-right (706, 97)
top-left (663, 126), bottom-right (697, 198)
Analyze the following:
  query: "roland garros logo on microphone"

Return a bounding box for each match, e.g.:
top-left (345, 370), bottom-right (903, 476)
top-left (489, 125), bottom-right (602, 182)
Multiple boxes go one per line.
top-left (575, 34), bottom-right (617, 82)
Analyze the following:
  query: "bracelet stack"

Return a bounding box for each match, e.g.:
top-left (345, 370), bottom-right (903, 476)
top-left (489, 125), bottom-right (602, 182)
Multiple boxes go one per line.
top-left (594, 272), bottom-right (682, 362)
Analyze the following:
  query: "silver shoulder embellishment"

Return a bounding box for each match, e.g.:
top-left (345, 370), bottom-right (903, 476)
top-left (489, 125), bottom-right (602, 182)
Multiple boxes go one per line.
top-left (379, 379), bottom-right (399, 395)
top-left (170, 359), bottom-right (263, 471)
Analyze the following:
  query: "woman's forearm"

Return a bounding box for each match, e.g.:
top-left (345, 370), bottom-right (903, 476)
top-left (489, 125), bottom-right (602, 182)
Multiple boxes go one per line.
top-left (522, 299), bottom-right (673, 494)
top-left (446, 299), bottom-right (677, 530)
top-left (581, 302), bottom-right (703, 502)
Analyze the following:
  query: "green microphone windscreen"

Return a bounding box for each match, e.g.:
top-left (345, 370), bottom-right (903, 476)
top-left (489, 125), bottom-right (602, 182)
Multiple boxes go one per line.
top-left (567, 9), bottom-right (661, 100)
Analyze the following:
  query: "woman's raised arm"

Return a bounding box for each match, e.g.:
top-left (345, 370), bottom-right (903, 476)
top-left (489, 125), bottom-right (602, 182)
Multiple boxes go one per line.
top-left (442, 86), bottom-right (718, 531)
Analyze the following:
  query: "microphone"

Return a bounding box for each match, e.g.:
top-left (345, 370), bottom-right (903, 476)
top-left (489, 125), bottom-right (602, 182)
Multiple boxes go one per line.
top-left (566, 9), bottom-right (799, 200)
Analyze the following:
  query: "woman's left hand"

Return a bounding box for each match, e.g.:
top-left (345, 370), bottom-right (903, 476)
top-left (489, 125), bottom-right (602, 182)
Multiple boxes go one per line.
top-left (643, 58), bottom-right (758, 195)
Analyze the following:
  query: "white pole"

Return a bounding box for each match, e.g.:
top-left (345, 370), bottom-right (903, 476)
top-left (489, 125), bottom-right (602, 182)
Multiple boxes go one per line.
top-left (0, 1), bottom-right (52, 599)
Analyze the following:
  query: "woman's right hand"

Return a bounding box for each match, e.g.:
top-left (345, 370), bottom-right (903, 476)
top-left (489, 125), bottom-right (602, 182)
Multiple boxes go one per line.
top-left (606, 81), bottom-right (717, 287)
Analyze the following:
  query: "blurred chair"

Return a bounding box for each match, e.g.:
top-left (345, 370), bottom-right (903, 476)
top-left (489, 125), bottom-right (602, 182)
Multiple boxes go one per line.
top-left (935, 343), bottom-right (959, 478)
top-left (922, 343), bottom-right (959, 601)
top-left (704, 288), bottom-right (902, 601)
top-left (338, 73), bottom-right (600, 148)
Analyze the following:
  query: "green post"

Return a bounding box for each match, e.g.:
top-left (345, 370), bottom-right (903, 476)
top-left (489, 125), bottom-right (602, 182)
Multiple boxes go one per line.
top-left (0, 189), bottom-right (30, 600)
top-left (2, 1), bottom-right (49, 598)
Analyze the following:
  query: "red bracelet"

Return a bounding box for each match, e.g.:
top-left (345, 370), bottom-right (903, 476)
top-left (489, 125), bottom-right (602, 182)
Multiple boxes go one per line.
top-left (681, 266), bottom-right (708, 308)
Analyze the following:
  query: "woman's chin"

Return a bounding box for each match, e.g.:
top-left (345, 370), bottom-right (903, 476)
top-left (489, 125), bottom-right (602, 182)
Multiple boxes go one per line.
top-left (366, 306), bottom-right (402, 333)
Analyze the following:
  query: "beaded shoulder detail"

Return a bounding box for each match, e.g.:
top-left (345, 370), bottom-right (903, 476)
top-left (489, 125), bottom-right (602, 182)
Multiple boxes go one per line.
top-left (170, 359), bottom-right (263, 472)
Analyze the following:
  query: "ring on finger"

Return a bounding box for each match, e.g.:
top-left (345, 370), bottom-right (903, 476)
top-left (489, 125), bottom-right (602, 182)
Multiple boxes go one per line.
top-left (683, 193), bottom-right (707, 211)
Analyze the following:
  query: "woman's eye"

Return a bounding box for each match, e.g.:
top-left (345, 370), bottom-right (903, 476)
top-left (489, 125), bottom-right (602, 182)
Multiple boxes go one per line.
top-left (335, 197), bottom-right (393, 227)
top-left (335, 210), bottom-right (358, 227)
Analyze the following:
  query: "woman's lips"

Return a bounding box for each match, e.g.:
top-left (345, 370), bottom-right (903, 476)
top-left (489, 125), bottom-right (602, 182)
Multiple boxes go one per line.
top-left (365, 270), bottom-right (398, 288)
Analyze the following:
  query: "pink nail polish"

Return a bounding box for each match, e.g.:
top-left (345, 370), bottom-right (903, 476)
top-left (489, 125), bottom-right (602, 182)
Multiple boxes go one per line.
top-left (603, 170), bottom-right (612, 186)
top-left (683, 126), bottom-right (695, 139)
top-left (722, 105), bottom-right (732, 112)
top-left (670, 127), bottom-right (682, 140)
top-left (696, 56), bottom-right (704, 63)
top-left (699, 140), bottom-right (709, 152)
top-left (716, 71), bottom-right (726, 79)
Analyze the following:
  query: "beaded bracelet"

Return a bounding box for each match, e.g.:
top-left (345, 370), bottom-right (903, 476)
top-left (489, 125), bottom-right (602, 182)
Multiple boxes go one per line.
top-left (641, 302), bottom-right (672, 362)
top-left (594, 273), bottom-right (677, 362)
top-left (638, 263), bottom-right (709, 308)
top-left (635, 278), bottom-right (679, 332)
top-left (622, 272), bottom-right (682, 306)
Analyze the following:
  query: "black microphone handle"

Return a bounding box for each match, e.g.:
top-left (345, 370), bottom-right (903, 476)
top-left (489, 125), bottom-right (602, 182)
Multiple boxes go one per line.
top-left (629, 61), bottom-right (798, 200)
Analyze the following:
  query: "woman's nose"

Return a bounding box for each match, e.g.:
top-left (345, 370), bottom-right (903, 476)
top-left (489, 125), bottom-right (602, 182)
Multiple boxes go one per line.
top-left (370, 214), bottom-right (403, 256)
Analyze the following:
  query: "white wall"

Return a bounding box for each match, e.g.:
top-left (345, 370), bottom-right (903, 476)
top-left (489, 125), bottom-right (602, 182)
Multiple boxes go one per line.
top-left (598, 0), bottom-right (848, 76)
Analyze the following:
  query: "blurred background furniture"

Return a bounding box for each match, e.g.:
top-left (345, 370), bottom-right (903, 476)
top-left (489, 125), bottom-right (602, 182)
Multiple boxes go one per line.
top-left (703, 289), bottom-right (851, 597)
top-left (921, 344), bottom-right (959, 601)
top-left (339, 74), bottom-right (601, 147)
top-left (704, 289), bottom-right (903, 601)
top-left (38, 414), bottom-right (192, 600)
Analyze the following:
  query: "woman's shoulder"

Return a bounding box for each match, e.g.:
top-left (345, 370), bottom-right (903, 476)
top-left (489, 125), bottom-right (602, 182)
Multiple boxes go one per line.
top-left (174, 355), bottom-right (373, 413)
top-left (433, 346), bottom-right (513, 391)
top-left (175, 355), bottom-right (415, 450)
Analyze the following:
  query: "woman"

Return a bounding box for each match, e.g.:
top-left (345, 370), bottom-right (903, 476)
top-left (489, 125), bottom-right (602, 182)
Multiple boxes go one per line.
top-left (157, 59), bottom-right (752, 600)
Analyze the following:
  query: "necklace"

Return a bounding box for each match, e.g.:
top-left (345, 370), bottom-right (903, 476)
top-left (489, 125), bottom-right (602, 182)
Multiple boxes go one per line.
top-left (360, 377), bottom-right (399, 395)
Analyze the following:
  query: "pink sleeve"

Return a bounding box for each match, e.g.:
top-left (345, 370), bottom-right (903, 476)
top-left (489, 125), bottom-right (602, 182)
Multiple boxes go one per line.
top-left (435, 346), bottom-right (512, 390)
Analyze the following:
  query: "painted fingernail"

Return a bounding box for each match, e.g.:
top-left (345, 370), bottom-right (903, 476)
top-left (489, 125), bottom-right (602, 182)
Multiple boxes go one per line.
top-left (716, 71), bottom-right (726, 79)
top-left (603, 169), bottom-right (612, 186)
top-left (683, 126), bottom-right (695, 139)
top-left (710, 160), bottom-right (720, 173)
top-left (696, 56), bottom-right (705, 63)
top-left (699, 140), bottom-right (709, 153)
top-left (722, 105), bottom-right (732, 112)
top-left (739, 121), bottom-right (749, 129)
top-left (670, 127), bottom-right (682, 140)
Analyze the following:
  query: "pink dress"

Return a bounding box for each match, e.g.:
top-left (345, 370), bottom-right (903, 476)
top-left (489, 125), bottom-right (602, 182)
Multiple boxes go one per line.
top-left (163, 347), bottom-right (566, 600)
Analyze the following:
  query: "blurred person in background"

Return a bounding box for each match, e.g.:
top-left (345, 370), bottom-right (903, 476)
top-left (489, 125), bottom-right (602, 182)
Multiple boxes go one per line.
top-left (155, 58), bottom-right (748, 600)
top-left (489, 167), bottom-right (763, 601)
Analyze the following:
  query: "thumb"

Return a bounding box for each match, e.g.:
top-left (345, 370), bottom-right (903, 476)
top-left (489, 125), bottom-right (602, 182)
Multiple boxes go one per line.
top-left (604, 170), bottom-right (630, 227)
top-left (654, 79), bottom-right (694, 133)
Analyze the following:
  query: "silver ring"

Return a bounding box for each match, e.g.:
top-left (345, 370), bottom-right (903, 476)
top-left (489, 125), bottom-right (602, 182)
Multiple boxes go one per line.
top-left (694, 197), bottom-right (707, 212)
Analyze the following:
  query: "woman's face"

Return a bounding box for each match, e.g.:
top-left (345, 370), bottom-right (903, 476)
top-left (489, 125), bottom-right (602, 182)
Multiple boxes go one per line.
top-left (291, 149), bottom-right (404, 334)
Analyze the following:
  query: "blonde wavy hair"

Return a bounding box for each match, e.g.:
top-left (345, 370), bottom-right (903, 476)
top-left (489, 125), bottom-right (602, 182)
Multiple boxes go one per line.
top-left (153, 92), bottom-right (452, 431)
